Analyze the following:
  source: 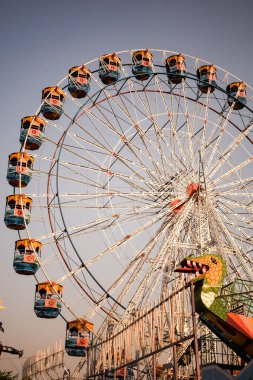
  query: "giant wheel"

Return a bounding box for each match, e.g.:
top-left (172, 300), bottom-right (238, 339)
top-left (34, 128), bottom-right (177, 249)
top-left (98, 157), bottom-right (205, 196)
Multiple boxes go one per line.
top-left (6, 49), bottom-right (253, 369)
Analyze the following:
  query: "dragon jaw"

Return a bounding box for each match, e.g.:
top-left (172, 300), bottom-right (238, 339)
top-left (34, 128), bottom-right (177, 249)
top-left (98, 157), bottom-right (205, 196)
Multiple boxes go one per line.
top-left (175, 254), bottom-right (227, 314)
top-left (175, 254), bottom-right (227, 287)
top-left (175, 257), bottom-right (209, 283)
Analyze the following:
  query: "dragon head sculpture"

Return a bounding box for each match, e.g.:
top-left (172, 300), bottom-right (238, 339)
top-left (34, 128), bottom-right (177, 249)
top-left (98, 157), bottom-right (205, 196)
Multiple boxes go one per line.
top-left (175, 253), bottom-right (227, 319)
top-left (175, 253), bottom-right (227, 287)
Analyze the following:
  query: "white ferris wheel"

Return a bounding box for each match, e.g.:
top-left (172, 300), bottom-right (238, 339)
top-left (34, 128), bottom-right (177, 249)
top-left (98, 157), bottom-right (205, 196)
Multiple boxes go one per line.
top-left (5, 49), bottom-right (253, 350)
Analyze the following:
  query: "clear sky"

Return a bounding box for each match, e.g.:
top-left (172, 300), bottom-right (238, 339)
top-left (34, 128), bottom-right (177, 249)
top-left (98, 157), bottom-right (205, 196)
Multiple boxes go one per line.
top-left (1, 0), bottom-right (253, 376)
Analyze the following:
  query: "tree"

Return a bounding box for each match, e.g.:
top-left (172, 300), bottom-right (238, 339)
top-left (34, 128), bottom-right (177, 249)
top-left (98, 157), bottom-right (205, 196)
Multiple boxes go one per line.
top-left (0, 371), bottom-right (18, 380)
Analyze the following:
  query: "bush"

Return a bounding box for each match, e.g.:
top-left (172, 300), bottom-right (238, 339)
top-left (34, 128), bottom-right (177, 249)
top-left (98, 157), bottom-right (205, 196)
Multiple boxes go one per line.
top-left (0, 371), bottom-right (18, 380)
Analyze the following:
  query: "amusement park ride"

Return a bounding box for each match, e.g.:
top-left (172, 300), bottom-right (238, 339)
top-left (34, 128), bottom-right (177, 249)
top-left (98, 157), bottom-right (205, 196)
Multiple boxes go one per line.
top-left (0, 314), bottom-right (23, 359)
top-left (4, 49), bottom-right (253, 379)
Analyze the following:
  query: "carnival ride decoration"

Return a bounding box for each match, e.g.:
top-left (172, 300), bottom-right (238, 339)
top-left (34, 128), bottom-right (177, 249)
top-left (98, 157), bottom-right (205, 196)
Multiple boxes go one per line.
top-left (4, 48), bottom-right (253, 378)
top-left (0, 322), bottom-right (23, 358)
top-left (175, 254), bottom-right (253, 362)
top-left (0, 344), bottom-right (23, 358)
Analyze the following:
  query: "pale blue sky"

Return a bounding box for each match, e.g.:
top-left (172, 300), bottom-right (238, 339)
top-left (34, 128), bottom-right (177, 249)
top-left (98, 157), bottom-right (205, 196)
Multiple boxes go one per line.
top-left (1, 0), bottom-right (253, 375)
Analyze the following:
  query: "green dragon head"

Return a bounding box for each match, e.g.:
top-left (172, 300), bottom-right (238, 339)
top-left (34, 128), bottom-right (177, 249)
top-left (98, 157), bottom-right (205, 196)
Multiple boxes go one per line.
top-left (175, 253), bottom-right (227, 288)
top-left (175, 254), bottom-right (227, 317)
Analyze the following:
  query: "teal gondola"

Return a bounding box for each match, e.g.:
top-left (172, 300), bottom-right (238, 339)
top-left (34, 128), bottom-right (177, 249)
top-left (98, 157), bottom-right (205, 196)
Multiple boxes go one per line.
top-left (4, 194), bottom-right (32, 230)
top-left (14, 239), bottom-right (41, 275)
top-left (65, 318), bottom-right (94, 356)
top-left (20, 116), bottom-right (46, 150)
top-left (132, 49), bottom-right (153, 81)
top-left (197, 64), bottom-right (217, 93)
top-left (34, 282), bottom-right (62, 319)
top-left (40, 86), bottom-right (65, 120)
top-left (165, 54), bottom-right (186, 84)
top-left (226, 81), bottom-right (247, 110)
top-left (68, 65), bottom-right (91, 98)
top-left (99, 53), bottom-right (121, 85)
top-left (7, 152), bottom-right (34, 188)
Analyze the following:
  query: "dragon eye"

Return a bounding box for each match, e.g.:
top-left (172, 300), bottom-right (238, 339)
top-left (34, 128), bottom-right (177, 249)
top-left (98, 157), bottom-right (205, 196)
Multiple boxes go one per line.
top-left (211, 257), bottom-right (217, 264)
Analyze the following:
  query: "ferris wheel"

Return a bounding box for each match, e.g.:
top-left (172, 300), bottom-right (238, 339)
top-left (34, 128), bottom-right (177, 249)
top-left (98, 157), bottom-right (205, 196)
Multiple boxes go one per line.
top-left (4, 49), bottom-right (253, 357)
